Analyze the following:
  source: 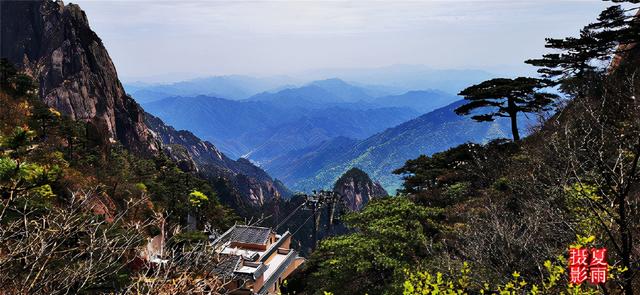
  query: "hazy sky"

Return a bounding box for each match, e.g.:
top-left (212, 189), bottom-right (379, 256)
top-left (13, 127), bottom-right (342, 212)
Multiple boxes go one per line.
top-left (73, 0), bottom-right (611, 82)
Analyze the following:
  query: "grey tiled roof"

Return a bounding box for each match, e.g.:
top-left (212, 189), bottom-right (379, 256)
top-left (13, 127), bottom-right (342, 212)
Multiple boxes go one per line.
top-left (212, 254), bottom-right (253, 281)
top-left (223, 225), bottom-right (272, 245)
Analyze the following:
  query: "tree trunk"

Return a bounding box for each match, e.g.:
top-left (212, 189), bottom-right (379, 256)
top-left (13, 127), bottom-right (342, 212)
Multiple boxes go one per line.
top-left (187, 210), bottom-right (197, 231)
top-left (618, 191), bottom-right (634, 295)
top-left (508, 98), bottom-right (520, 141)
top-left (312, 202), bottom-right (319, 251)
top-left (619, 141), bottom-right (640, 295)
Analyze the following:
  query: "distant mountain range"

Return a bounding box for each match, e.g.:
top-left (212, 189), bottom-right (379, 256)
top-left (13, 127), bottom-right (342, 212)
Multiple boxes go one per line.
top-left (371, 90), bottom-right (458, 113)
top-left (135, 74), bottom-right (511, 195)
top-left (263, 100), bottom-right (532, 193)
top-left (142, 79), bottom-right (459, 163)
top-left (124, 75), bottom-right (296, 103)
top-left (124, 65), bottom-right (495, 104)
top-left (247, 78), bottom-right (374, 105)
top-left (245, 78), bottom-right (458, 111)
top-left (298, 64), bottom-right (495, 95)
top-left (143, 96), bottom-right (420, 161)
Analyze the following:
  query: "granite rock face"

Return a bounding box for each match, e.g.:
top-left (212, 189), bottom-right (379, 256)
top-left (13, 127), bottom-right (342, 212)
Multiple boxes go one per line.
top-left (333, 168), bottom-right (387, 211)
top-left (1, 0), bottom-right (158, 155)
top-left (1, 0), bottom-right (289, 208)
top-left (145, 113), bottom-right (290, 207)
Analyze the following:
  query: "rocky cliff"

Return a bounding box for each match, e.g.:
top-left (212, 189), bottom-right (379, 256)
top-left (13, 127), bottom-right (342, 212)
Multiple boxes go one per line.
top-left (145, 113), bottom-right (289, 206)
top-left (1, 0), bottom-right (158, 155)
top-left (1, 0), bottom-right (288, 208)
top-left (333, 168), bottom-right (387, 211)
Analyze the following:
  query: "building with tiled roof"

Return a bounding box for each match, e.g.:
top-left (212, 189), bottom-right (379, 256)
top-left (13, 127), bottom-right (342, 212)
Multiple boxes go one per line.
top-left (211, 225), bottom-right (305, 295)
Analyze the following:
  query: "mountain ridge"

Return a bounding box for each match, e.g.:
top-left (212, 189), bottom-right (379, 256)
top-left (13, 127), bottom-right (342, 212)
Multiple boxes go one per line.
top-left (125, 75), bottom-right (296, 103)
top-left (0, 0), bottom-right (288, 208)
top-left (143, 94), bottom-right (420, 160)
top-left (264, 99), bottom-right (521, 193)
top-left (1, 0), bottom-right (158, 156)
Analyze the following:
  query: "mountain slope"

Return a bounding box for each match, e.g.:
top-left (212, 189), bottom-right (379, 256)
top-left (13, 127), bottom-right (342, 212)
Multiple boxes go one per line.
top-left (265, 136), bottom-right (360, 185)
top-left (333, 168), bottom-right (387, 211)
top-left (144, 95), bottom-right (419, 161)
top-left (0, 0), bottom-right (288, 208)
top-left (145, 113), bottom-right (288, 207)
top-left (1, 0), bottom-right (158, 156)
top-left (373, 90), bottom-right (459, 113)
top-left (245, 107), bottom-right (420, 162)
top-left (265, 100), bottom-right (526, 193)
top-left (143, 96), bottom-right (293, 157)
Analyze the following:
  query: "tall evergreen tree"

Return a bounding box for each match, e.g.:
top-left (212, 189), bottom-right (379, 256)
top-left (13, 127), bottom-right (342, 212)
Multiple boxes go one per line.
top-left (525, 29), bottom-right (604, 81)
top-left (526, 2), bottom-right (639, 91)
top-left (455, 77), bottom-right (558, 141)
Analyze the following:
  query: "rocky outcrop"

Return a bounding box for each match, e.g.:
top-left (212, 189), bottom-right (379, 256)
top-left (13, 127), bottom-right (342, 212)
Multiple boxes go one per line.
top-left (1, 0), bottom-right (158, 155)
top-left (333, 168), bottom-right (387, 211)
top-left (1, 0), bottom-right (289, 208)
top-left (609, 10), bottom-right (640, 71)
top-left (145, 113), bottom-right (290, 207)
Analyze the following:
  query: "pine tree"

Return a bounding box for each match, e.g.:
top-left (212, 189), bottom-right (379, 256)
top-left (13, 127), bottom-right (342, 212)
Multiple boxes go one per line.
top-left (525, 29), bottom-right (604, 80)
top-left (454, 77), bottom-right (558, 141)
top-left (525, 2), bottom-right (639, 91)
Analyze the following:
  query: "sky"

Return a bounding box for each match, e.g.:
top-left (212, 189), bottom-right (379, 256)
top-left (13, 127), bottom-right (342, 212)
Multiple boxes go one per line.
top-left (72, 0), bottom-right (612, 82)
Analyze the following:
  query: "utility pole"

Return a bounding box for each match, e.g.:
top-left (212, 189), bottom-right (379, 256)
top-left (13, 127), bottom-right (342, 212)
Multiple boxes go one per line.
top-left (302, 190), bottom-right (344, 251)
top-left (305, 192), bottom-right (320, 251)
top-left (326, 196), bottom-right (336, 236)
top-left (312, 198), bottom-right (320, 250)
top-left (325, 191), bottom-right (341, 236)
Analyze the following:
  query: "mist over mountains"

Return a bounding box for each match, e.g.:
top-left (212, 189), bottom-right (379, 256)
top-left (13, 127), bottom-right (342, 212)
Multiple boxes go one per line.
top-left (266, 100), bottom-right (533, 193)
top-left (138, 73), bottom-right (522, 193)
top-left (142, 78), bottom-right (429, 160)
top-left (123, 65), bottom-right (494, 102)
top-left (124, 75), bottom-right (295, 103)
top-left (297, 64), bottom-right (495, 95)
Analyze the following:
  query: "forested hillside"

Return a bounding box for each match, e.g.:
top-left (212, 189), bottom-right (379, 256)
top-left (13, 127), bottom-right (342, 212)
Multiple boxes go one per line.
top-left (288, 1), bottom-right (640, 294)
top-left (0, 0), bottom-right (289, 212)
top-left (0, 58), bottom-right (238, 293)
top-left (0, 1), bottom-right (289, 292)
top-left (144, 94), bottom-right (419, 161)
top-left (267, 99), bottom-right (526, 193)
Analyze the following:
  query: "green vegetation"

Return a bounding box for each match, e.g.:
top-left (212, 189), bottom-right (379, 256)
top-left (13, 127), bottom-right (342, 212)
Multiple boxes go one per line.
top-left (2, 0), bottom-right (640, 293)
top-left (0, 59), bottom-right (237, 293)
top-left (295, 1), bottom-right (640, 294)
top-left (455, 77), bottom-right (558, 141)
top-left (302, 196), bottom-right (444, 294)
top-left (189, 190), bottom-right (209, 207)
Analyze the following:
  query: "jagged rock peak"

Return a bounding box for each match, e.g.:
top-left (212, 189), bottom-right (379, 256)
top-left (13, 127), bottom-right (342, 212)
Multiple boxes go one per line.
top-left (333, 167), bottom-right (388, 211)
top-left (0, 0), bottom-right (159, 156)
top-left (145, 113), bottom-right (291, 208)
